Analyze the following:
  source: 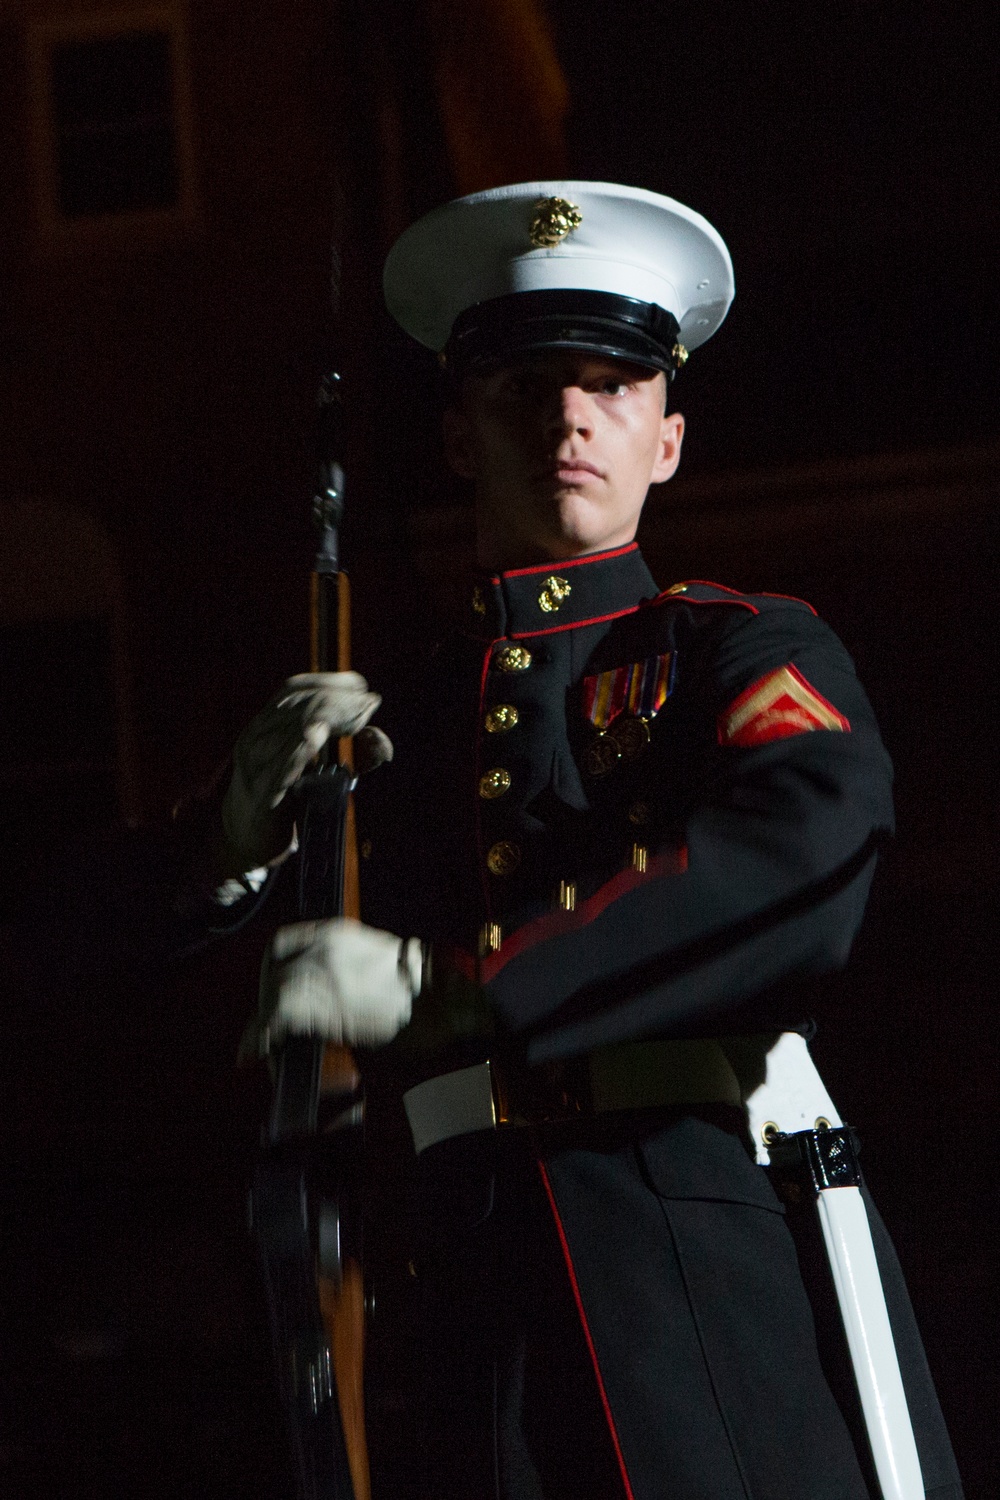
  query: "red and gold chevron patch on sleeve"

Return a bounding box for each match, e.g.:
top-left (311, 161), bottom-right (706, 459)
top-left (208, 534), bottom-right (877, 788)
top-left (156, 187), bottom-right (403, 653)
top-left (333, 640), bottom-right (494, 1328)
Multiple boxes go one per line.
top-left (717, 663), bottom-right (850, 748)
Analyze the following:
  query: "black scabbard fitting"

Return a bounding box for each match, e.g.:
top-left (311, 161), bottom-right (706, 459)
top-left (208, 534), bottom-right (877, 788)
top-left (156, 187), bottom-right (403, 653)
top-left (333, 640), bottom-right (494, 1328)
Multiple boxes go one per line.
top-left (767, 1125), bottom-right (862, 1201)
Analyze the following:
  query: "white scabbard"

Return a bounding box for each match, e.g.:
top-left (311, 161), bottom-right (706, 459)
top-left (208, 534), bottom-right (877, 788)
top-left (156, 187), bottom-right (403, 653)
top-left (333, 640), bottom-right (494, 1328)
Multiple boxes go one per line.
top-left (744, 1034), bottom-right (924, 1500)
top-left (816, 1186), bottom-right (924, 1500)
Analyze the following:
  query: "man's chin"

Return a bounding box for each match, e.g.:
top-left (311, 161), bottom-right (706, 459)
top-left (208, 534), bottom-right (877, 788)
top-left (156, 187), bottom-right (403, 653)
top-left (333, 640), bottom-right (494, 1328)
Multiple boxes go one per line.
top-left (543, 495), bottom-right (634, 558)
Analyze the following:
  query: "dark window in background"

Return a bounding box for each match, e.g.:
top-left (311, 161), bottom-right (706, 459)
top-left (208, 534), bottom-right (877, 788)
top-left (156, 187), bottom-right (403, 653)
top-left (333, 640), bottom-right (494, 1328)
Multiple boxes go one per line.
top-left (51, 29), bottom-right (178, 218)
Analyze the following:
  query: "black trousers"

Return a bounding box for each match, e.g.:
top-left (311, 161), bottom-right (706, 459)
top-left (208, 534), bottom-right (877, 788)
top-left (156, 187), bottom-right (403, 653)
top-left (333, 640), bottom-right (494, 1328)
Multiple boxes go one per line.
top-left (402, 1110), bottom-right (962, 1500)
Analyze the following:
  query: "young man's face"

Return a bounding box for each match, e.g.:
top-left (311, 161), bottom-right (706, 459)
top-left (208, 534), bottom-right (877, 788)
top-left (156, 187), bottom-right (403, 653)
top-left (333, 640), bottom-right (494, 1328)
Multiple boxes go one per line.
top-left (444, 350), bottom-right (684, 570)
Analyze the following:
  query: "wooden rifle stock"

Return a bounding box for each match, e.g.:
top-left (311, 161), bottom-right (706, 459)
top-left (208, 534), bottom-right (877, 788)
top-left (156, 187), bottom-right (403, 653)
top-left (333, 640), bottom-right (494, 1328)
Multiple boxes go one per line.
top-left (310, 562), bottom-right (370, 1500)
top-left (254, 375), bottom-right (371, 1500)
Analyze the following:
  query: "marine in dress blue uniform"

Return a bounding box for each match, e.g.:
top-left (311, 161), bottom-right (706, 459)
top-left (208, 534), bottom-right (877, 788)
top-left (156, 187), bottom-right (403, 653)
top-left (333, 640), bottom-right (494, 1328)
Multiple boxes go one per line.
top-left (229, 183), bottom-right (964, 1498)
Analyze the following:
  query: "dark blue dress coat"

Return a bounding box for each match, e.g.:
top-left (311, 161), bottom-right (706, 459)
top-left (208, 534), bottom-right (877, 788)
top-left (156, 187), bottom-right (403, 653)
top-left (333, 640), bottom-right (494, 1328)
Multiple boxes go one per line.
top-left (356, 544), bottom-right (962, 1500)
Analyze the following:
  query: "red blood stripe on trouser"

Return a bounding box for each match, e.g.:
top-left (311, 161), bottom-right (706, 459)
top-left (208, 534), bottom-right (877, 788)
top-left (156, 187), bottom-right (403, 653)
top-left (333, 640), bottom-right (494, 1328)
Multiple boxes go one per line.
top-left (536, 1158), bottom-right (636, 1500)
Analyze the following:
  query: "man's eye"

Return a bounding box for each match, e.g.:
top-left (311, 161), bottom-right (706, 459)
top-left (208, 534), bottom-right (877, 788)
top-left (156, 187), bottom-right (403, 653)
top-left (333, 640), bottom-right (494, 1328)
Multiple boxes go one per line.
top-left (599, 379), bottom-right (630, 396)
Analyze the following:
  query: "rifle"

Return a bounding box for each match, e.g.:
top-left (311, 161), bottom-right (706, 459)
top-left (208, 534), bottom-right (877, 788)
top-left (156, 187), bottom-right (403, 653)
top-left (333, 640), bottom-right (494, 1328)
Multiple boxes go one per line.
top-left (250, 372), bottom-right (371, 1500)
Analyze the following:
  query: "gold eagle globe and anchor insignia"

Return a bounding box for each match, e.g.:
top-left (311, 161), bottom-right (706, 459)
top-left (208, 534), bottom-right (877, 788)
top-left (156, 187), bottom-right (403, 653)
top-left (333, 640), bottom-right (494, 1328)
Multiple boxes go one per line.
top-left (538, 575), bottom-right (572, 613)
top-left (529, 197), bottom-right (584, 249)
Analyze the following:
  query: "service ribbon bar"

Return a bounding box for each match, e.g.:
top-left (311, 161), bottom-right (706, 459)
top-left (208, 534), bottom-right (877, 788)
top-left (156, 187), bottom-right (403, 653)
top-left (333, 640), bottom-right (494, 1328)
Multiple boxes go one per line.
top-left (583, 653), bottom-right (675, 729)
top-left (627, 651), bottom-right (675, 719)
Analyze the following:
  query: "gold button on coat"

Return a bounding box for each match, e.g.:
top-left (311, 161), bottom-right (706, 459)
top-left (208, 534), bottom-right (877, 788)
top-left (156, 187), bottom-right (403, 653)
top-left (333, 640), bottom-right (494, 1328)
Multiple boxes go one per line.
top-left (479, 767), bottom-right (511, 799)
top-left (494, 644), bottom-right (532, 673)
top-left (485, 704), bottom-right (519, 734)
top-left (487, 840), bottom-right (521, 876)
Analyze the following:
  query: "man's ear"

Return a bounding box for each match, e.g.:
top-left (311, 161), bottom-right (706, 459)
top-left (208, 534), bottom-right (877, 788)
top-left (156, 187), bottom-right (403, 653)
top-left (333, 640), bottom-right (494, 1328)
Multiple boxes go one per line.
top-left (442, 406), bottom-right (477, 480)
top-left (650, 411), bottom-right (685, 484)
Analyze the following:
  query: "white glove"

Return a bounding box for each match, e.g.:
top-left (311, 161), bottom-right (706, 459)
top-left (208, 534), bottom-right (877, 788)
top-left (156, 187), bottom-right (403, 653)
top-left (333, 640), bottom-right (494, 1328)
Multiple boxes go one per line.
top-left (221, 673), bottom-right (381, 871)
top-left (246, 917), bottom-right (424, 1057)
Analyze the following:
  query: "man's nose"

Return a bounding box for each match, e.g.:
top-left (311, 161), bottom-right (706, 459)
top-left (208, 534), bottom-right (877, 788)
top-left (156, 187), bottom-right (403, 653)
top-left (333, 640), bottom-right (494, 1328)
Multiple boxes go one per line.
top-left (546, 384), bottom-right (593, 437)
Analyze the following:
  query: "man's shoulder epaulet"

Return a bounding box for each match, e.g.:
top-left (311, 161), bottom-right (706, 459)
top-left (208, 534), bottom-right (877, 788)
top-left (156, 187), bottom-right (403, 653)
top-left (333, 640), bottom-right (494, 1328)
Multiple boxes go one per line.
top-left (647, 579), bottom-right (818, 617)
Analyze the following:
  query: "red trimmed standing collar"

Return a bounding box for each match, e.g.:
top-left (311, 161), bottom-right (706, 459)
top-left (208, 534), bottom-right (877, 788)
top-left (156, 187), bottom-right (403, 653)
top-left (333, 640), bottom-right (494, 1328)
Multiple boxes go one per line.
top-left (466, 542), bottom-right (660, 641)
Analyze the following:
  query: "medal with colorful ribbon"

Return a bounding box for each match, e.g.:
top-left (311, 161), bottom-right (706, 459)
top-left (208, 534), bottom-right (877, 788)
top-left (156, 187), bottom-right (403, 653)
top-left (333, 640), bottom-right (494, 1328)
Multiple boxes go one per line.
top-left (582, 653), bottom-right (676, 776)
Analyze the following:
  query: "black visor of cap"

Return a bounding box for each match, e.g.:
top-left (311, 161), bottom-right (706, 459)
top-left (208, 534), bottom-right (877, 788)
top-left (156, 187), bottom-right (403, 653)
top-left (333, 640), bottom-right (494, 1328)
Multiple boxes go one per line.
top-left (445, 290), bottom-right (683, 378)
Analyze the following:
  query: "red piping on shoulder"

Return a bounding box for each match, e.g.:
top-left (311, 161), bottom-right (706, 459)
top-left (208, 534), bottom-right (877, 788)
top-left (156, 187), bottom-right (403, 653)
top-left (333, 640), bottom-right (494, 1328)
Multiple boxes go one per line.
top-left (757, 590), bottom-right (817, 614)
top-left (651, 585), bottom-right (757, 615)
top-left (673, 578), bottom-right (748, 595)
top-left (650, 579), bottom-right (818, 616)
top-left (537, 1159), bottom-right (636, 1500)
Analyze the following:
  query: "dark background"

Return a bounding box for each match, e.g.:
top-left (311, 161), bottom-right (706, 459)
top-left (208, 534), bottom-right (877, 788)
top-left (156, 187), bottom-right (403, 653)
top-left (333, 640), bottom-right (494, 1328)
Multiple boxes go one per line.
top-left (1, 1), bottom-right (996, 1495)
